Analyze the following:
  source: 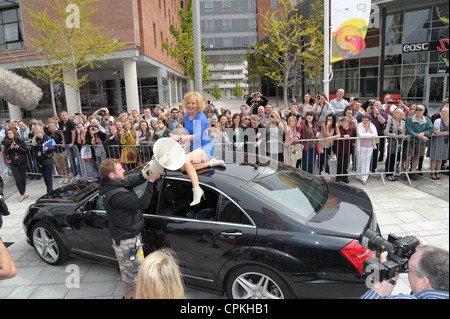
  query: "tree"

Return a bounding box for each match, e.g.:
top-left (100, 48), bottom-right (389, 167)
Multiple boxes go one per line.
top-left (253, 0), bottom-right (306, 108)
top-left (210, 84), bottom-right (222, 100)
top-left (163, 0), bottom-right (211, 89)
top-left (252, 0), bottom-right (323, 106)
top-left (22, 0), bottom-right (126, 112)
top-left (232, 83), bottom-right (244, 99)
top-left (245, 47), bottom-right (275, 95)
top-left (301, 0), bottom-right (324, 94)
top-left (12, 3), bottom-right (65, 115)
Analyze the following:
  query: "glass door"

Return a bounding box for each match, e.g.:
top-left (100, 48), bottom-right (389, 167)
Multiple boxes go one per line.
top-left (426, 75), bottom-right (448, 110)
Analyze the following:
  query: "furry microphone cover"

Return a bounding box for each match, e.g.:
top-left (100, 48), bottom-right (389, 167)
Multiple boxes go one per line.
top-left (0, 66), bottom-right (43, 110)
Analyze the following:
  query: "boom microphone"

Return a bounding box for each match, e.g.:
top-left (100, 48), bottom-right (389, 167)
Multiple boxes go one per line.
top-left (0, 66), bottom-right (43, 110)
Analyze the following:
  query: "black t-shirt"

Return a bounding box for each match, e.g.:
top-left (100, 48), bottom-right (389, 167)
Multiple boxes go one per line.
top-left (58, 119), bottom-right (76, 144)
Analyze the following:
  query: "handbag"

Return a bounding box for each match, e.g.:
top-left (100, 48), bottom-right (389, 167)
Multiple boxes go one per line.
top-left (2, 152), bottom-right (8, 165)
top-left (126, 151), bottom-right (136, 161)
top-left (317, 143), bottom-right (323, 154)
top-left (80, 145), bottom-right (92, 160)
top-left (290, 143), bottom-right (303, 160)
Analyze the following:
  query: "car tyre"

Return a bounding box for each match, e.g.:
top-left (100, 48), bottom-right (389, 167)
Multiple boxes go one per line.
top-left (226, 265), bottom-right (293, 299)
top-left (31, 222), bottom-right (68, 265)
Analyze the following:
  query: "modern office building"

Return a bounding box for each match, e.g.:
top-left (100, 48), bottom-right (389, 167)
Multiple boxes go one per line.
top-left (301, 0), bottom-right (449, 109)
top-left (200, 0), bottom-right (257, 100)
top-left (1, 0), bottom-right (186, 120)
top-left (200, 0), bottom-right (287, 100)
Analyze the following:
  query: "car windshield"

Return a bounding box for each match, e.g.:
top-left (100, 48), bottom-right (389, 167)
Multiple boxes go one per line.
top-left (244, 170), bottom-right (327, 221)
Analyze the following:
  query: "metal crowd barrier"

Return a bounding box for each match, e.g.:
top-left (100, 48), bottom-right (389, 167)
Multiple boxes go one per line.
top-left (283, 134), bottom-right (448, 185)
top-left (16, 132), bottom-right (449, 187)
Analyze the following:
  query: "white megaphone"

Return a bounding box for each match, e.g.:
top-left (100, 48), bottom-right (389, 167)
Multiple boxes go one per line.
top-left (142, 138), bottom-right (186, 175)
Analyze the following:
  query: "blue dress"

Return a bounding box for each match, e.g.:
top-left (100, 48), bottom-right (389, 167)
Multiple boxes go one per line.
top-left (184, 112), bottom-right (214, 160)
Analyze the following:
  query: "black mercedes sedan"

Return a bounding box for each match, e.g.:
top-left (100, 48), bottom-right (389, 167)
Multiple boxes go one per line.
top-left (23, 159), bottom-right (378, 299)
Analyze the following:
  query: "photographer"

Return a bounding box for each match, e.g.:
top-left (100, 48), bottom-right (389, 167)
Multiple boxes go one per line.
top-left (246, 92), bottom-right (268, 115)
top-left (385, 99), bottom-right (410, 120)
top-left (361, 234), bottom-right (449, 299)
top-left (87, 120), bottom-right (107, 169)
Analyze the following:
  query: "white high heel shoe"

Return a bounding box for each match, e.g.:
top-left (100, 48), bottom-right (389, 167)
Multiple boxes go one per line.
top-left (209, 158), bottom-right (226, 168)
top-left (190, 185), bottom-right (205, 206)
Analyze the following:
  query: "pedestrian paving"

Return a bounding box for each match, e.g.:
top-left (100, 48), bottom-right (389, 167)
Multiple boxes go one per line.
top-left (0, 169), bottom-right (448, 299)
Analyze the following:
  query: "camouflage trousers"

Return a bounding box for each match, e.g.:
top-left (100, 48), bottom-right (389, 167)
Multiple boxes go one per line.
top-left (112, 234), bottom-right (144, 292)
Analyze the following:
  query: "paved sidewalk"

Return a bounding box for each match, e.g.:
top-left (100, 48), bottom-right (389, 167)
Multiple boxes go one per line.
top-left (0, 171), bottom-right (448, 299)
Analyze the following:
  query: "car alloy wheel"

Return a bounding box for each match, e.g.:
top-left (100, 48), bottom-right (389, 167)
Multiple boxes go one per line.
top-left (32, 222), bottom-right (68, 265)
top-left (227, 266), bottom-right (292, 299)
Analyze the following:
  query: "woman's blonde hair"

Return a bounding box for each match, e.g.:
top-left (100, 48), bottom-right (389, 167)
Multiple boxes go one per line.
top-left (287, 115), bottom-right (298, 126)
top-left (136, 249), bottom-right (185, 299)
top-left (183, 92), bottom-right (204, 112)
top-left (393, 108), bottom-right (405, 120)
top-left (266, 111), bottom-right (281, 128)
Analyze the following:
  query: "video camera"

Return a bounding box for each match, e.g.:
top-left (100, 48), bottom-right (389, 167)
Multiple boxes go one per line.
top-left (360, 229), bottom-right (420, 282)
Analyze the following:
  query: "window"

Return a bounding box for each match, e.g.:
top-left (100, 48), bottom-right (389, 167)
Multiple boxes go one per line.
top-left (404, 7), bottom-right (431, 27)
top-left (203, 1), bottom-right (213, 13)
top-left (154, 179), bottom-right (251, 225)
top-left (223, 19), bottom-right (232, 31)
top-left (271, 0), bottom-right (278, 10)
top-left (139, 77), bottom-right (159, 107)
top-left (223, 37), bottom-right (233, 48)
top-left (244, 171), bottom-right (327, 221)
top-left (218, 196), bottom-right (251, 225)
top-left (204, 20), bottom-right (214, 32)
top-left (0, 6), bottom-right (25, 51)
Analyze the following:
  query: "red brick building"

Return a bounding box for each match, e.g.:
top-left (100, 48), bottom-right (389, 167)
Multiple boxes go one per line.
top-left (0, 0), bottom-right (186, 119)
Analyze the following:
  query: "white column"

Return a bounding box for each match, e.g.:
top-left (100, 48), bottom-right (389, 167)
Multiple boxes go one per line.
top-left (168, 74), bottom-right (173, 107)
top-left (123, 58), bottom-right (139, 114)
top-left (7, 103), bottom-right (22, 121)
top-left (63, 70), bottom-right (81, 115)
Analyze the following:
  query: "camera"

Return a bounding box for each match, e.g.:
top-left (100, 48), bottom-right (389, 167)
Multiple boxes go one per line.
top-left (360, 229), bottom-right (419, 282)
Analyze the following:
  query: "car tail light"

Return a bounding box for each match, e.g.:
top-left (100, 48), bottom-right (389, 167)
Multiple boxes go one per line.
top-left (340, 240), bottom-right (375, 274)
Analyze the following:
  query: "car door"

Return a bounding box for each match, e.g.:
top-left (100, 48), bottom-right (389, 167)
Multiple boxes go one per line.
top-left (71, 193), bottom-right (116, 262)
top-left (144, 178), bottom-right (257, 288)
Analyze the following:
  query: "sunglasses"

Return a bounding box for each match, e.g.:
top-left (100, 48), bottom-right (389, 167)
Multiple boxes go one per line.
top-left (416, 109), bottom-right (424, 112)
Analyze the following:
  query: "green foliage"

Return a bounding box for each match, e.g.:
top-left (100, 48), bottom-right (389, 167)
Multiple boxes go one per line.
top-left (163, 0), bottom-right (211, 85)
top-left (22, 0), bottom-right (126, 111)
top-left (232, 83), bottom-right (244, 99)
top-left (252, 0), bottom-right (323, 106)
top-left (301, 0), bottom-right (324, 92)
top-left (210, 84), bottom-right (222, 100)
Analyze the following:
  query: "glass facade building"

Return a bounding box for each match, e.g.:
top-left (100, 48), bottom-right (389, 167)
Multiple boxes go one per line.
top-left (324, 0), bottom-right (449, 109)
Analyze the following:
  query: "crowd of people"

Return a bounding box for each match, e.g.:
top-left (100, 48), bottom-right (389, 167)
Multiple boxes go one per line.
top-left (0, 90), bottom-right (448, 202)
top-left (1, 90), bottom-right (449, 300)
top-left (208, 89), bottom-right (449, 185)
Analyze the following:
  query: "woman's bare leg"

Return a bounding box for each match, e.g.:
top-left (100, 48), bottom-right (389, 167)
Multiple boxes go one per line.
top-left (181, 148), bottom-right (210, 188)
